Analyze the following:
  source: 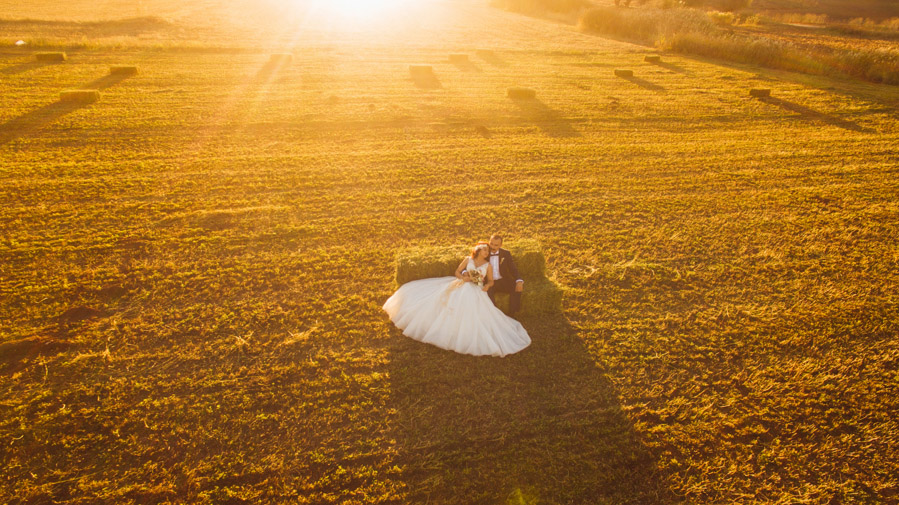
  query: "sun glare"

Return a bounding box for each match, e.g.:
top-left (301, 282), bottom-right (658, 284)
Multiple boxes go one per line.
top-left (309, 0), bottom-right (413, 22)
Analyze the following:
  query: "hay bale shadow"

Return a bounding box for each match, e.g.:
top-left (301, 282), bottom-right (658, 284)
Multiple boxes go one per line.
top-left (475, 49), bottom-right (508, 67)
top-left (619, 75), bottom-right (665, 92)
top-left (411, 72), bottom-right (442, 89)
top-left (0, 100), bottom-right (85, 145)
top-left (255, 59), bottom-right (290, 82)
top-left (0, 61), bottom-right (54, 76)
top-left (758, 96), bottom-right (873, 132)
top-left (58, 306), bottom-right (108, 324)
top-left (0, 71), bottom-right (134, 145)
top-left (651, 61), bottom-right (691, 75)
top-left (511, 97), bottom-right (581, 138)
top-left (450, 59), bottom-right (481, 72)
top-left (82, 72), bottom-right (133, 90)
top-left (386, 313), bottom-right (676, 504)
top-left (0, 336), bottom-right (74, 373)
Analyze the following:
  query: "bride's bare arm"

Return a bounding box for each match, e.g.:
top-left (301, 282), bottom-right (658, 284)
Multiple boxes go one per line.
top-left (455, 258), bottom-right (469, 280)
top-left (484, 264), bottom-right (495, 291)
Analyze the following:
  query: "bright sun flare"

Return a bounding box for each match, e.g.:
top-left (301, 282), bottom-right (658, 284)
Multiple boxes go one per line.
top-left (310, 0), bottom-right (414, 21)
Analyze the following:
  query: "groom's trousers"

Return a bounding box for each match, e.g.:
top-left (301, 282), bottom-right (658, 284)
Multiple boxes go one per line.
top-left (488, 277), bottom-right (522, 315)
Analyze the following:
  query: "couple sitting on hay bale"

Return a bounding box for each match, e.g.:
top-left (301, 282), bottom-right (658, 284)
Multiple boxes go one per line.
top-left (383, 235), bottom-right (561, 358)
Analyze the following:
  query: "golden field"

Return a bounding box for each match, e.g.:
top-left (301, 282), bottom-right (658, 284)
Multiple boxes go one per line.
top-left (1, 0), bottom-right (898, 503)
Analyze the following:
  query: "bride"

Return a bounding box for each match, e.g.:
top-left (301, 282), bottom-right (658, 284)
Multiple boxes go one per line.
top-left (383, 242), bottom-right (531, 357)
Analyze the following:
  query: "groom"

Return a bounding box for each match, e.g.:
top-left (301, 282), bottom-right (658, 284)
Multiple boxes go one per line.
top-left (482, 234), bottom-right (524, 316)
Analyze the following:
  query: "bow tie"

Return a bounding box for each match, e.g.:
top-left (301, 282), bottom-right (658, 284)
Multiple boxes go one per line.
top-left (490, 253), bottom-right (499, 256)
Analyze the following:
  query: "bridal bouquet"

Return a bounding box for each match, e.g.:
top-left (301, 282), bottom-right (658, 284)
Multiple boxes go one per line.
top-left (469, 269), bottom-right (483, 287)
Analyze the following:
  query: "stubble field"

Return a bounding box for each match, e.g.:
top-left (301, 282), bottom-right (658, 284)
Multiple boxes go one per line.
top-left (2, 0), bottom-right (898, 503)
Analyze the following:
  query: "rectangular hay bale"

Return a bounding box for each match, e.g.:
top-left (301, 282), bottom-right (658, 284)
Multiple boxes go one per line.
top-left (644, 55), bottom-right (661, 63)
top-left (750, 88), bottom-right (771, 98)
top-left (59, 89), bottom-right (100, 102)
top-left (614, 69), bottom-right (634, 78)
top-left (395, 240), bottom-right (560, 315)
top-left (395, 239), bottom-right (546, 286)
top-left (35, 52), bottom-right (66, 62)
top-left (492, 277), bottom-right (563, 316)
top-left (109, 65), bottom-right (138, 75)
top-left (504, 238), bottom-right (546, 279)
top-left (409, 64), bottom-right (433, 76)
top-left (395, 245), bottom-right (467, 286)
top-left (507, 87), bottom-right (536, 99)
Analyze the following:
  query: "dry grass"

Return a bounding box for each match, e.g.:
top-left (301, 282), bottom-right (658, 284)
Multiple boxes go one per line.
top-left (1, 2), bottom-right (899, 504)
top-left (268, 53), bottom-right (292, 64)
top-left (579, 5), bottom-right (899, 84)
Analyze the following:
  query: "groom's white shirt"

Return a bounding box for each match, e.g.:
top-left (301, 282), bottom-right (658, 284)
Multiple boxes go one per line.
top-left (489, 252), bottom-right (502, 280)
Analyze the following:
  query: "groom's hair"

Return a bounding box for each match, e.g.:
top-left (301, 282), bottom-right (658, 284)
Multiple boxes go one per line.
top-left (489, 234), bottom-right (503, 242)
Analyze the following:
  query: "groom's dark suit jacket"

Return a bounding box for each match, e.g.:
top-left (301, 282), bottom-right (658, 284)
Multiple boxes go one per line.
top-left (491, 248), bottom-right (522, 283)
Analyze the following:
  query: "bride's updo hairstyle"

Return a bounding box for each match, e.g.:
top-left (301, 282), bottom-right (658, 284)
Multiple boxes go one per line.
top-left (471, 242), bottom-right (489, 259)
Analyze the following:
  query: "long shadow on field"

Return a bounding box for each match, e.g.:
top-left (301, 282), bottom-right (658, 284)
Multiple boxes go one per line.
top-left (411, 72), bottom-right (442, 90)
top-left (451, 60), bottom-right (482, 72)
top-left (476, 50), bottom-right (509, 67)
top-left (0, 61), bottom-right (55, 76)
top-left (511, 98), bottom-right (581, 138)
top-left (650, 61), bottom-right (691, 75)
top-left (0, 72), bottom-right (136, 145)
top-left (387, 314), bottom-right (675, 504)
top-left (82, 72), bottom-right (135, 90)
top-left (619, 74), bottom-right (666, 92)
top-left (254, 59), bottom-right (291, 82)
top-left (0, 101), bottom-right (85, 146)
top-left (758, 96), bottom-right (873, 133)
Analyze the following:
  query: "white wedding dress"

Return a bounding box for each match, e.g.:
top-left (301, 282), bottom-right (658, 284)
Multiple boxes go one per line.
top-left (383, 258), bottom-right (531, 357)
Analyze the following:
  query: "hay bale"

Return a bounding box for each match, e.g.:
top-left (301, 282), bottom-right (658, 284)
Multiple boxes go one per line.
top-left (449, 53), bottom-right (469, 63)
top-left (505, 239), bottom-right (546, 279)
top-left (35, 52), bottom-right (66, 62)
top-left (59, 89), bottom-right (100, 103)
top-left (507, 87), bottom-right (536, 99)
top-left (750, 88), bottom-right (771, 98)
top-left (269, 53), bottom-right (293, 64)
top-left (396, 245), bottom-right (466, 286)
top-left (394, 240), bottom-right (560, 314)
top-left (614, 69), bottom-right (634, 78)
top-left (492, 278), bottom-right (563, 316)
top-left (395, 239), bottom-right (546, 286)
top-left (109, 65), bottom-right (138, 75)
top-left (644, 55), bottom-right (661, 63)
top-left (409, 64), bottom-right (433, 77)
